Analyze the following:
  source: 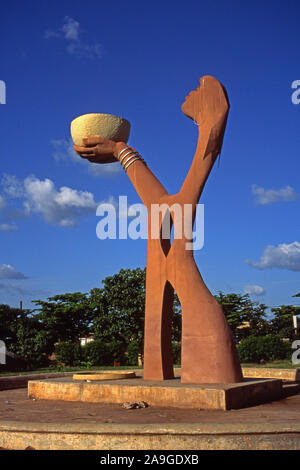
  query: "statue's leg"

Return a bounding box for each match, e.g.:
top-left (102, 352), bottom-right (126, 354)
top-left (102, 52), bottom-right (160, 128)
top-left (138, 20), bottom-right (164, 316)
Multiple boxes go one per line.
top-left (143, 252), bottom-right (174, 380)
top-left (172, 259), bottom-right (243, 384)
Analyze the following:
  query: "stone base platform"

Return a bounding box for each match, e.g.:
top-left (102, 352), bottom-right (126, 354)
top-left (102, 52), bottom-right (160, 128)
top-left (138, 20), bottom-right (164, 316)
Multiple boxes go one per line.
top-left (28, 375), bottom-right (283, 411)
top-left (1, 421), bottom-right (300, 450)
top-left (242, 367), bottom-right (300, 381)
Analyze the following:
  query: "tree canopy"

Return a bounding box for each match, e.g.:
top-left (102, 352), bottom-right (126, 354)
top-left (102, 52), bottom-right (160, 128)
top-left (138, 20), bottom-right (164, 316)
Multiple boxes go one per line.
top-left (1, 267), bottom-right (300, 371)
top-left (270, 304), bottom-right (300, 340)
top-left (214, 292), bottom-right (269, 340)
top-left (91, 267), bottom-right (182, 355)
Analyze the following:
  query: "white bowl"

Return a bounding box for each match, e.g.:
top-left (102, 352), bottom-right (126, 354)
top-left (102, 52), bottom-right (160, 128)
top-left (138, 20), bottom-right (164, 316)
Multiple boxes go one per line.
top-left (70, 113), bottom-right (131, 146)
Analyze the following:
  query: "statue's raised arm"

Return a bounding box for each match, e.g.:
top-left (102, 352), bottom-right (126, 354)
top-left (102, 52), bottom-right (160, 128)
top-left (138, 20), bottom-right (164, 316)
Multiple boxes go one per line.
top-left (180, 75), bottom-right (229, 205)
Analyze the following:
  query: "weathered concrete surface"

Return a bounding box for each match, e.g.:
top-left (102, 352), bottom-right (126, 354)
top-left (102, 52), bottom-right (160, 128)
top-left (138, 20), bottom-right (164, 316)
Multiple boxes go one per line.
top-left (1, 386), bottom-right (300, 450)
top-left (27, 376), bottom-right (283, 410)
top-left (242, 367), bottom-right (300, 381)
top-left (0, 420), bottom-right (300, 450)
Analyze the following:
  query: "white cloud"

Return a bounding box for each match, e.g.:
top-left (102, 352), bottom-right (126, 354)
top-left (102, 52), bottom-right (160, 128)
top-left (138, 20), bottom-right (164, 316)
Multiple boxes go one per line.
top-left (23, 175), bottom-right (98, 227)
top-left (0, 195), bottom-right (6, 210)
top-left (0, 283), bottom-right (27, 295)
top-left (246, 241), bottom-right (300, 272)
top-left (0, 282), bottom-right (46, 296)
top-left (0, 179), bottom-right (30, 230)
top-left (52, 139), bottom-right (121, 177)
top-left (0, 264), bottom-right (27, 279)
top-left (44, 30), bottom-right (60, 39)
top-left (52, 139), bottom-right (79, 163)
top-left (45, 16), bottom-right (103, 59)
top-left (1, 174), bottom-right (25, 198)
top-left (67, 42), bottom-right (103, 60)
top-left (1, 173), bottom-right (114, 228)
top-left (0, 223), bottom-right (18, 232)
top-left (252, 184), bottom-right (298, 205)
top-left (244, 285), bottom-right (265, 296)
top-left (88, 162), bottom-right (121, 177)
top-left (61, 16), bottom-right (80, 41)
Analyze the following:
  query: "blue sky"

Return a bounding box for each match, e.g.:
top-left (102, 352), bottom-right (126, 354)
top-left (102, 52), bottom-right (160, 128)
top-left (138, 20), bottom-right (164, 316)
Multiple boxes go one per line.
top-left (1, 0), bottom-right (300, 313)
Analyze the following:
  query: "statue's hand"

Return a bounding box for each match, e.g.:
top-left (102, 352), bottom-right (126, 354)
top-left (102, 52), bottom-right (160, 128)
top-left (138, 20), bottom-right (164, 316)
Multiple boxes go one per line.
top-left (74, 137), bottom-right (126, 164)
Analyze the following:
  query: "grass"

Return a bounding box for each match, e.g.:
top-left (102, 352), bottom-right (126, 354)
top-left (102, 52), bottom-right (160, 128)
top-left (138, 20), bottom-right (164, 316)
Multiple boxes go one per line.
top-left (241, 360), bottom-right (300, 369)
top-left (0, 361), bottom-right (299, 376)
top-left (0, 365), bottom-right (143, 377)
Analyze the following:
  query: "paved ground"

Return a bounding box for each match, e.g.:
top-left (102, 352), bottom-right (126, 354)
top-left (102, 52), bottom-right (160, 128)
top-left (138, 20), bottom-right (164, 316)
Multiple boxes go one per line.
top-left (1, 383), bottom-right (300, 425)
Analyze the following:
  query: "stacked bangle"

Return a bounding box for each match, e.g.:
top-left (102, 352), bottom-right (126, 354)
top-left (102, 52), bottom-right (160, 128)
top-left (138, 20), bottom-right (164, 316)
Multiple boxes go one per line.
top-left (117, 146), bottom-right (146, 173)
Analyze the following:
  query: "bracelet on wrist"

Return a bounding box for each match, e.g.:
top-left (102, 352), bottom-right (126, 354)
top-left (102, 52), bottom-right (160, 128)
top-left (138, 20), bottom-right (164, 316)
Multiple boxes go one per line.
top-left (117, 146), bottom-right (146, 173)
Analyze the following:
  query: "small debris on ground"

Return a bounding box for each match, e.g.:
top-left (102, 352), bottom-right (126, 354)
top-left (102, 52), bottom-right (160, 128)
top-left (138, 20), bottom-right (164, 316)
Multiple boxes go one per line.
top-left (121, 401), bottom-right (148, 409)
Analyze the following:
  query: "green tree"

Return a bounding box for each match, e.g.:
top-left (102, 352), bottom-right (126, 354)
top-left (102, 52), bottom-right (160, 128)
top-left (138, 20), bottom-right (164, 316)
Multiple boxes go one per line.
top-left (9, 313), bottom-right (51, 369)
top-left (33, 292), bottom-right (94, 347)
top-left (92, 267), bottom-right (182, 359)
top-left (0, 304), bottom-right (19, 346)
top-left (0, 304), bottom-right (53, 370)
top-left (214, 292), bottom-right (269, 340)
top-left (92, 268), bottom-right (146, 357)
top-left (270, 305), bottom-right (300, 340)
top-left (172, 292), bottom-right (182, 342)
top-left (237, 334), bottom-right (290, 363)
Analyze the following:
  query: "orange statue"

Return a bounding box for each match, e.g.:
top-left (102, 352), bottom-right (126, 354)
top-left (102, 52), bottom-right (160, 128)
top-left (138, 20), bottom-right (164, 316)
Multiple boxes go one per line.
top-left (74, 75), bottom-right (243, 384)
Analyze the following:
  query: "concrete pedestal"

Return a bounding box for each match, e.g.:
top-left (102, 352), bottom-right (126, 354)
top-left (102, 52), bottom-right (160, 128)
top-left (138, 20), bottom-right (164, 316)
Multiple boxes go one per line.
top-left (28, 374), bottom-right (283, 411)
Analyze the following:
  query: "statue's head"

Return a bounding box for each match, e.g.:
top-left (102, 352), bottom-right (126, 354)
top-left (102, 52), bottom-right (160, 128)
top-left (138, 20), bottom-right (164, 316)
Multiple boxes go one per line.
top-left (181, 83), bottom-right (201, 123)
top-left (181, 75), bottom-right (229, 126)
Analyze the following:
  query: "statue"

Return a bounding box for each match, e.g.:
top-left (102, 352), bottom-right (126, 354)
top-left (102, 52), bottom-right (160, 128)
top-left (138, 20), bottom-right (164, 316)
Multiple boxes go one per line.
top-left (74, 75), bottom-right (243, 384)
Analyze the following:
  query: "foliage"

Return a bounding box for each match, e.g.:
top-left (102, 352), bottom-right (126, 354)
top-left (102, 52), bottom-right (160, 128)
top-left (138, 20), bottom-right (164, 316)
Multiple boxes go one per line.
top-left (80, 340), bottom-right (108, 366)
top-left (2, 267), bottom-right (300, 373)
top-left (269, 305), bottom-right (300, 340)
top-left (81, 339), bottom-right (126, 366)
top-left (0, 304), bottom-right (52, 370)
top-left (172, 341), bottom-right (181, 365)
top-left (215, 292), bottom-right (270, 340)
top-left (237, 334), bottom-right (290, 363)
top-left (109, 340), bottom-right (126, 363)
top-left (172, 293), bottom-right (182, 342)
top-left (33, 292), bottom-right (94, 346)
top-left (91, 268), bottom-right (146, 356)
top-left (92, 268), bottom-right (182, 357)
top-left (126, 340), bottom-right (139, 366)
top-left (54, 342), bottom-right (82, 366)
top-left (0, 304), bottom-right (19, 346)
